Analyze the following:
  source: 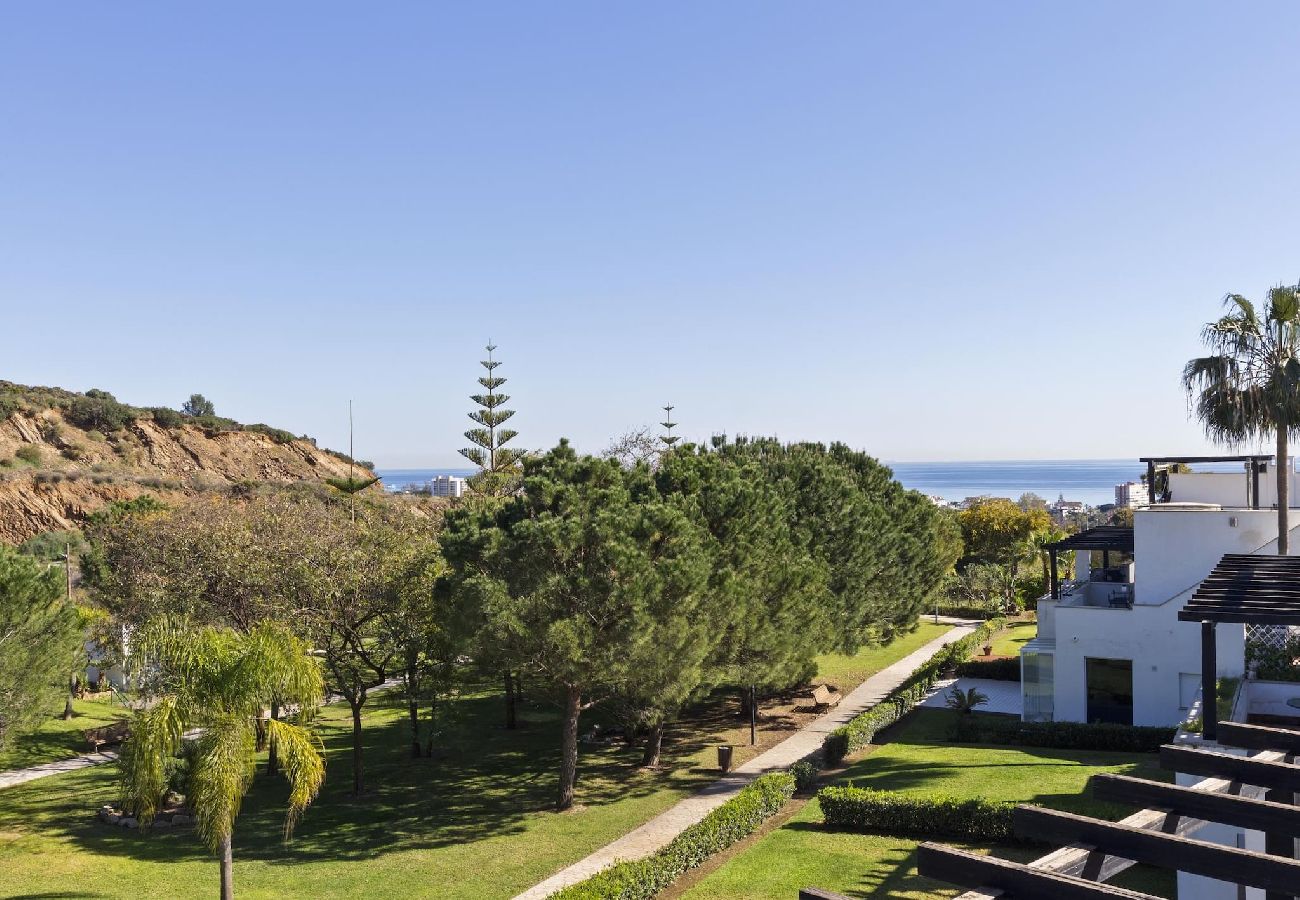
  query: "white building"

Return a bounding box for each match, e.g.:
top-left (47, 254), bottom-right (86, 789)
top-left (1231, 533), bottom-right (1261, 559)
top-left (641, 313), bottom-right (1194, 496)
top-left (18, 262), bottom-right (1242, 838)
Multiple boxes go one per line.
top-left (1022, 455), bottom-right (1282, 728)
top-left (428, 474), bottom-right (468, 498)
top-left (1114, 479), bottom-right (1149, 508)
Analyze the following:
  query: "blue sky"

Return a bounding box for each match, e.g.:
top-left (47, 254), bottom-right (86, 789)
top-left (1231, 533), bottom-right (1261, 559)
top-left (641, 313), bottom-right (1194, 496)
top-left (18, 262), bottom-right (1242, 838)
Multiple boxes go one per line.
top-left (4, 3), bottom-right (1300, 466)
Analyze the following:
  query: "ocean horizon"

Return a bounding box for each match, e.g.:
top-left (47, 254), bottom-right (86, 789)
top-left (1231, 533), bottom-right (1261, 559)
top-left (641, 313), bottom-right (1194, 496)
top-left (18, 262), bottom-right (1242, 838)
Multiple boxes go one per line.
top-left (379, 458), bottom-right (1191, 506)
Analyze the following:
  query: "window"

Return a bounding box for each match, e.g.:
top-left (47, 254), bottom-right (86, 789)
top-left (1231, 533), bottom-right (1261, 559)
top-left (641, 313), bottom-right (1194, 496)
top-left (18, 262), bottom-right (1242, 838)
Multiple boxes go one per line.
top-left (1023, 652), bottom-right (1054, 723)
top-left (1085, 657), bottom-right (1133, 725)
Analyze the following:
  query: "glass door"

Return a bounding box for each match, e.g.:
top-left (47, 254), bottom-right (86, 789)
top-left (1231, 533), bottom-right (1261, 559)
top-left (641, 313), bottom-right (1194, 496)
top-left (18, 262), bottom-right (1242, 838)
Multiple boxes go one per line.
top-left (1085, 658), bottom-right (1133, 725)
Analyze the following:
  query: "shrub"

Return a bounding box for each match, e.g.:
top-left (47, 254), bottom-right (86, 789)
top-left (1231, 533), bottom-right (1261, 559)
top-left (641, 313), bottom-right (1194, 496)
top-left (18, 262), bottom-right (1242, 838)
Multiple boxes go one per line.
top-left (949, 716), bottom-right (1174, 753)
top-left (823, 618), bottom-right (1004, 764)
top-left (84, 430), bottom-right (105, 443)
top-left (147, 407), bottom-right (184, 429)
top-left (14, 445), bottom-right (41, 465)
top-left (246, 423), bottom-right (297, 444)
top-left (954, 657), bottom-right (1021, 681)
top-left (550, 773), bottom-right (795, 900)
top-left (790, 760), bottom-right (818, 793)
top-left (66, 396), bottom-right (133, 432)
top-left (1247, 635), bottom-right (1300, 683)
top-left (61, 446), bottom-right (86, 461)
top-left (818, 787), bottom-right (1018, 842)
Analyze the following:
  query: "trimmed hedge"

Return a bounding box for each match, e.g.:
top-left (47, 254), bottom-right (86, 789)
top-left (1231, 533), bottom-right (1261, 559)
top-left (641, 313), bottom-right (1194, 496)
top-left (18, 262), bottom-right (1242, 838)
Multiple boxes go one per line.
top-left (822, 618), bottom-right (1005, 764)
top-left (550, 772), bottom-right (796, 900)
top-left (954, 657), bottom-right (1020, 681)
top-left (949, 716), bottom-right (1174, 753)
top-left (819, 786), bottom-right (1017, 842)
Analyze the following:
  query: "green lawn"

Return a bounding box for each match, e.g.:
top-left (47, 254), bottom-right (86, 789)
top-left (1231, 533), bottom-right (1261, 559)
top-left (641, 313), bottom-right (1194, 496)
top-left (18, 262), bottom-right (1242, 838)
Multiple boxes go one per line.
top-left (988, 620), bottom-right (1036, 657)
top-left (678, 710), bottom-right (1173, 900)
top-left (0, 627), bottom-right (960, 899)
top-left (0, 696), bottom-right (131, 771)
top-left (813, 622), bottom-right (952, 689)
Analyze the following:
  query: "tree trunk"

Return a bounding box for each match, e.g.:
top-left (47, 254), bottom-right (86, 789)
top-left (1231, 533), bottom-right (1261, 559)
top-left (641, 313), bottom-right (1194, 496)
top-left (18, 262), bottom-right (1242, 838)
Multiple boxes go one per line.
top-left (504, 670), bottom-right (517, 730)
top-left (1279, 430), bottom-right (1290, 555)
top-left (219, 833), bottom-right (234, 900)
top-left (557, 686), bottom-right (581, 811)
top-left (349, 697), bottom-right (365, 795)
top-left (63, 677), bottom-right (75, 720)
top-left (640, 723), bottom-right (663, 768)
top-left (265, 702), bottom-right (280, 776)
top-left (424, 695), bottom-right (437, 758)
top-left (406, 663), bottom-right (422, 758)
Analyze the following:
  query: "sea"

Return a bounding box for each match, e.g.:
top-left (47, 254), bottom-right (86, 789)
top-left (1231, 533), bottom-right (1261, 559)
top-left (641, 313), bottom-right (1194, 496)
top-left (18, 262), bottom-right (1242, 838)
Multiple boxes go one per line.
top-left (379, 460), bottom-right (1154, 507)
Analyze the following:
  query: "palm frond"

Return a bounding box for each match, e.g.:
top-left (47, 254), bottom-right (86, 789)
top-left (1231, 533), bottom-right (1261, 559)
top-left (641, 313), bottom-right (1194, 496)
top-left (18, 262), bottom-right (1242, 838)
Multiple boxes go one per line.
top-left (118, 695), bottom-right (184, 824)
top-left (265, 718), bottom-right (326, 840)
top-left (189, 717), bottom-right (257, 852)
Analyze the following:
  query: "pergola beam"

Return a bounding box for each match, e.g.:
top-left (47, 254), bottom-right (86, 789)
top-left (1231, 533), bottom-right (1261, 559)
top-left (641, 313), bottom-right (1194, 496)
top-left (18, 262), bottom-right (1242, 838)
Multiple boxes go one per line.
top-left (917, 844), bottom-right (1162, 900)
top-left (1011, 806), bottom-right (1300, 895)
top-left (1090, 774), bottom-right (1300, 837)
top-left (1159, 745), bottom-right (1300, 792)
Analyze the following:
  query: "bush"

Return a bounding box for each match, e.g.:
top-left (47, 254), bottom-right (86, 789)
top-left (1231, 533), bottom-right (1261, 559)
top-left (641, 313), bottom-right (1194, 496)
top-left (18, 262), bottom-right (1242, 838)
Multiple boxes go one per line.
top-left (819, 786), bottom-right (1018, 842)
top-left (823, 618), bottom-right (1004, 764)
top-left (954, 657), bottom-right (1020, 681)
top-left (550, 773), bottom-right (795, 900)
top-left (15, 445), bottom-right (41, 465)
top-left (1247, 635), bottom-right (1300, 682)
top-left (66, 396), bottom-right (133, 432)
top-left (246, 423), bottom-right (297, 444)
top-left (61, 446), bottom-right (86, 461)
top-left (790, 760), bottom-right (818, 793)
top-left (949, 716), bottom-right (1174, 753)
top-left (84, 430), bottom-right (106, 443)
top-left (147, 407), bottom-right (185, 429)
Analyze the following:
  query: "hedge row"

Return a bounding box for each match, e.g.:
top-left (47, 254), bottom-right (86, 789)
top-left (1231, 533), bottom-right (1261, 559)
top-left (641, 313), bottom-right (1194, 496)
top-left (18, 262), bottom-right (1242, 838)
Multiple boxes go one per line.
top-left (949, 716), bottom-right (1175, 753)
top-left (818, 786), bottom-right (1018, 842)
top-left (933, 605), bottom-right (1004, 620)
top-left (953, 657), bottom-right (1020, 681)
top-left (550, 772), bottom-right (796, 900)
top-left (822, 618), bottom-right (1005, 764)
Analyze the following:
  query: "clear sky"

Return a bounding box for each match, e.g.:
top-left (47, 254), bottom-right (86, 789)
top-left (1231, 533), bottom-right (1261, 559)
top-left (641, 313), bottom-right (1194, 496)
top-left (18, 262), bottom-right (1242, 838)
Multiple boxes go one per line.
top-left (5, 3), bottom-right (1300, 467)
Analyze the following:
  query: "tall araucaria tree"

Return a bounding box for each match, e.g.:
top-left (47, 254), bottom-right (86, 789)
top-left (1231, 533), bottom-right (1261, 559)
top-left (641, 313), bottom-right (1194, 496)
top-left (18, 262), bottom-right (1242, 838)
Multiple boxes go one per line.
top-left (460, 342), bottom-right (524, 496)
top-left (1184, 287), bottom-right (1300, 554)
top-left (119, 619), bottom-right (325, 900)
top-left (442, 441), bottom-right (711, 809)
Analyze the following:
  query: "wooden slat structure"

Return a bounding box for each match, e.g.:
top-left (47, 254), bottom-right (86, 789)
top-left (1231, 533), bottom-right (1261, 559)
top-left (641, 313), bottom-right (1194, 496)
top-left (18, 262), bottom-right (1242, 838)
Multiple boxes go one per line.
top-left (803, 724), bottom-right (1300, 900)
top-left (1046, 526), bottom-right (1135, 600)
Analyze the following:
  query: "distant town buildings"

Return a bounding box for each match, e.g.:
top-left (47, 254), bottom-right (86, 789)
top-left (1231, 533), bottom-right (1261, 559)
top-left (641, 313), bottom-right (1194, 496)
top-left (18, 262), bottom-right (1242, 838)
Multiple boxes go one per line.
top-left (1114, 480), bottom-right (1149, 509)
top-left (1049, 494), bottom-right (1085, 524)
top-left (428, 474), bottom-right (467, 498)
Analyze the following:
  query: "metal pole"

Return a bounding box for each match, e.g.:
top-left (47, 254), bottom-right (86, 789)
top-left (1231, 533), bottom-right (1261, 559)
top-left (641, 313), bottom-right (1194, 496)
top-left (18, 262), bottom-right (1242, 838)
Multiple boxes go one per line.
top-left (1201, 620), bottom-right (1218, 742)
top-left (1147, 461), bottom-right (1157, 503)
top-left (749, 685), bottom-right (757, 746)
top-left (1050, 550), bottom-right (1059, 600)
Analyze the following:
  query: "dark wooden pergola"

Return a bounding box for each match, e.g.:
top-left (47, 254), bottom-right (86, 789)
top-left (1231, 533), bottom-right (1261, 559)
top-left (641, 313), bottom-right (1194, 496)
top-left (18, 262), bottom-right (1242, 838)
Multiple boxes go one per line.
top-left (801, 720), bottom-right (1300, 900)
top-left (1140, 454), bottom-right (1271, 508)
top-left (1046, 526), bottom-right (1134, 601)
top-left (1178, 553), bottom-right (1300, 741)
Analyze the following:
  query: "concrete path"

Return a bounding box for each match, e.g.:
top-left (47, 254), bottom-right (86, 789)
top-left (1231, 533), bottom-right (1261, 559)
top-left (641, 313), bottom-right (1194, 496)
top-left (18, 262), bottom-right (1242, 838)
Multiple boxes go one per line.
top-left (921, 676), bottom-right (1023, 716)
top-left (513, 622), bottom-right (978, 900)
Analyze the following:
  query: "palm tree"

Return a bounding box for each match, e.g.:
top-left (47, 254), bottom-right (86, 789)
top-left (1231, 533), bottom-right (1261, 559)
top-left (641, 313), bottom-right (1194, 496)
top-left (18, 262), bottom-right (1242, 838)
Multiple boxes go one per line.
top-left (1184, 287), bottom-right (1300, 554)
top-left (945, 686), bottom-right (990, 714)
top-left (119, 620), bottom-right (326, 900)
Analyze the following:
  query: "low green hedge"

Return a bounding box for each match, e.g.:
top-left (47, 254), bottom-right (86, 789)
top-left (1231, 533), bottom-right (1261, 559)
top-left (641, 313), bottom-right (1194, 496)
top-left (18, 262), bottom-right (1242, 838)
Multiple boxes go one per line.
top-left (954, 657), bottom-right (1020, 681)
top-left (818, 786), bottom-right (1017, 842)
top-left (949, 716), bottom-right (1174, 753)
top-left (823, 618), bottom-right (1005, 764)
top-left (550, 772), bottom-right (796, 900)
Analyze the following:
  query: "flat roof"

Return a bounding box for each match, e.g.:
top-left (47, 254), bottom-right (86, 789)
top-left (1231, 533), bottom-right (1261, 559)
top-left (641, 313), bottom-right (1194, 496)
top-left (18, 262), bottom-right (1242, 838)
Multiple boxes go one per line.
top-left (1140, 455), bottom-right (1271, 464)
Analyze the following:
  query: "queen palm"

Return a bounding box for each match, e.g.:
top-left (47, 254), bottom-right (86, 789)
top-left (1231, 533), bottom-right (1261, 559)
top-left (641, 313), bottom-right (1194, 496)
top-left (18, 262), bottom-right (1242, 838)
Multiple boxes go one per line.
top-left (1184, 286), bottom-right (1300, 554)
top-left (119, 620), bottom-right (326, 900)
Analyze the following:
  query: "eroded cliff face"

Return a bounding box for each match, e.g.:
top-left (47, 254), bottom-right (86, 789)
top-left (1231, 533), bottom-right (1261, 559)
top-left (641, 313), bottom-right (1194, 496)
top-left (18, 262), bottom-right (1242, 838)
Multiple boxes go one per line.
top-left (0, 410), bottom-right (370, 542)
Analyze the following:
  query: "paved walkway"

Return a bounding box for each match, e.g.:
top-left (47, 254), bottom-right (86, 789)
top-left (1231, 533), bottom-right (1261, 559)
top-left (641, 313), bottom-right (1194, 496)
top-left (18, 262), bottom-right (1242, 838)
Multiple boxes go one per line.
top-left (513, 622), bottom-right (978, 899)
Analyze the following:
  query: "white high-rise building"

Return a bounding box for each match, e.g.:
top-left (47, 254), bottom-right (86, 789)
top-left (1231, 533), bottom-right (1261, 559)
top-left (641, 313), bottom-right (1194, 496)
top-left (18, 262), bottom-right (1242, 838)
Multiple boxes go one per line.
top-left (428, 474), bottom-right (467, 498)
top-left (1114, 480), bottom-right (1149, 508)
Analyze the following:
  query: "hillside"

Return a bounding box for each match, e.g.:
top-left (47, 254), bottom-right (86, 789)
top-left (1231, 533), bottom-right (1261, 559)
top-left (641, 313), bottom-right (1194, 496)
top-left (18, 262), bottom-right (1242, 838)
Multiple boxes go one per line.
top-left (0, 382), bottom-right (372, 542)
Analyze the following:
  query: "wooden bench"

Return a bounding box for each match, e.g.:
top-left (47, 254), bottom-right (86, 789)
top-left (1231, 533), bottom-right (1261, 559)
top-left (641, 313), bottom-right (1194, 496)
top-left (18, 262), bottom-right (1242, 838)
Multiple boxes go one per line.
top-left (84, 720), bottom-right (129, 752)
top-left (795, 684), bottom-right (842, 711)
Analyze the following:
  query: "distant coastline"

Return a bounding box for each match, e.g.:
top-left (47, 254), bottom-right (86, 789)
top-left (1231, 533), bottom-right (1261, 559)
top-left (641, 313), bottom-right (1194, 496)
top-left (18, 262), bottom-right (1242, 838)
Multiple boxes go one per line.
top-left (381, 459), bottom-right (1152, 507)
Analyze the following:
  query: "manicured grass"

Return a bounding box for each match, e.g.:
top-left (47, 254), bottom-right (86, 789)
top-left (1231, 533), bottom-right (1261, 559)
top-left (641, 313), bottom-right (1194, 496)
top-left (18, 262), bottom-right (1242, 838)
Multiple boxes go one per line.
top-left (0, 626), bottom-right (959, 899)
top-left (813, 623), bottom-right (952, 689)
top-left (988, 620), bottom-right (1036, 657)
top-left (0, 696), bottom-right (131, 771)
top-left (678, 710), bottom-right (1174, 900)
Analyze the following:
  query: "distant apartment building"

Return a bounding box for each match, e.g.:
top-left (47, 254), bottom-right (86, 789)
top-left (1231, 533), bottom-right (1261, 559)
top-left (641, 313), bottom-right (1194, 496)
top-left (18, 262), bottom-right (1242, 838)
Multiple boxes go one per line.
top-left (1049, 494), bottom-right (1085, 523)
top-left (428, 474), bottom-right (468, 498)
top-left (1114, 480), bottom-right (1149, 508)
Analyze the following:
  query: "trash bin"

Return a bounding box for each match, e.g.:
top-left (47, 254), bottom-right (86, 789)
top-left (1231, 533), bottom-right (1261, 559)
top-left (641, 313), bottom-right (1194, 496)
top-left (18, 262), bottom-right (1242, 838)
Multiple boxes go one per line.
top-left (717, 744), bottom-right (733, 773)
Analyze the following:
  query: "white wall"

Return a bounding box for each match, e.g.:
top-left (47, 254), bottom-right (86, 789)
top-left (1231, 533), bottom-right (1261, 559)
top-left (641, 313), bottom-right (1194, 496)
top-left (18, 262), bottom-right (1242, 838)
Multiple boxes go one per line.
top-left (1133, 508), bottom-right (1278, 605)
top-left (1051, 604), bottom-right (1244, 726)
top-left (1167, 471), bottom-right (1249, 506)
